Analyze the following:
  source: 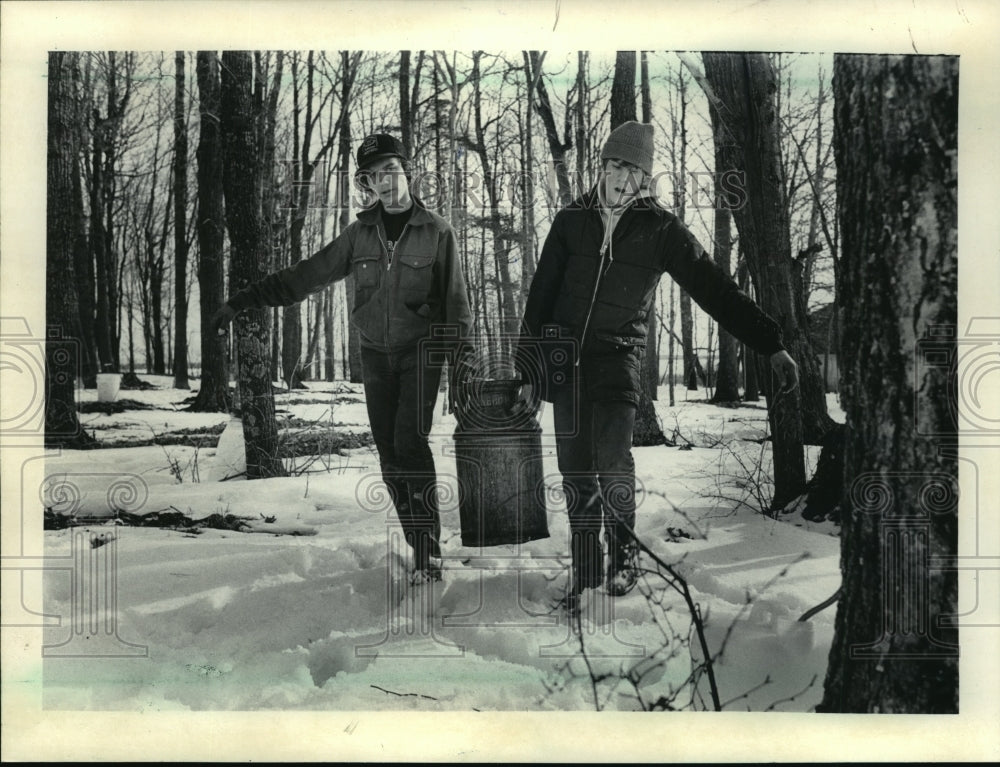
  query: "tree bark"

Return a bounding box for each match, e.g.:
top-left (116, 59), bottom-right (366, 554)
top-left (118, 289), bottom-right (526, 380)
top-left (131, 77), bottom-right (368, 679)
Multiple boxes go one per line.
top-left (702, 53), bottom-right (833, 445)
top-left (46, 52), bottom-right (96, 448)
top-left (575, 52), bottom-right (590, 198)
top-left (189, 51), bottom-right (231, 412)
top-left (70, 56), bottom-right (98, 387)
top-left (520, 53), bottom-right (539, 311)
top-left (708, 91), bottom-right (740, 403)
top-left (221, 50), bottom-right (284, 478)
top-left (819, 53), bottom-right (958, 714)
top-left (640, 51), bottom-right (658, 404)
top-left (340, 55), bottom-right (363, 384)
top-left (610, 50), bottom-right (637, 127)
top-left (711, 208), bottom-right (739, 403)
top-left (701, 52), bottom-right (806, 508)
top-left (172, 51), bottom-right (190, 389)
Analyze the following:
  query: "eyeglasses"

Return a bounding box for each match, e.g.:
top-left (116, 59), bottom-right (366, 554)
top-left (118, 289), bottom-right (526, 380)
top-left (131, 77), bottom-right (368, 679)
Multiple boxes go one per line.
top-left (606, 159), bottom-right (643, 174)
top-left (358, 163), bottom-right (404, 186)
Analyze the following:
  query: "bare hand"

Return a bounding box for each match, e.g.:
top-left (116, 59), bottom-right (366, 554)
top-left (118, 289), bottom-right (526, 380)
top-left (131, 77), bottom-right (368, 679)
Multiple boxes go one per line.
top-left (769, 350), bottom-right (799, 394)
top-left (210, 304), bottom-right (237, 336)
top-left (512, 382), bottom-right (541, 416)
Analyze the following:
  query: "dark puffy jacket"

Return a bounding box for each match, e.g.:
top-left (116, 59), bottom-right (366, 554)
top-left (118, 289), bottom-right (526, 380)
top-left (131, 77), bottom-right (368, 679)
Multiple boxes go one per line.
top-left (518, 188), bottom-right (784, 403)
top-left (228, 199), bottom-right (473, 353)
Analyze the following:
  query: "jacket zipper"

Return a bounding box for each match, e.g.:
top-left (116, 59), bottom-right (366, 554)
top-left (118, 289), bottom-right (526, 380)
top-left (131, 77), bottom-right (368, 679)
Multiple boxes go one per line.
top-left (575, 211), bottom-right (618, 366)
top-left (376, 223), bottom-right (391, 349)
top-left (377, 219), bottom-right (412, 349)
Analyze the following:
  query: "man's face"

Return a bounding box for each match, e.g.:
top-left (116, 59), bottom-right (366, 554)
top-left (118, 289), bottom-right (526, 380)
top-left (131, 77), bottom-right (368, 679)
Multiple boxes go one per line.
top-left (603, 158), bottom-right (646, 208)
top-left (359, 155), bottom-right (411, 211)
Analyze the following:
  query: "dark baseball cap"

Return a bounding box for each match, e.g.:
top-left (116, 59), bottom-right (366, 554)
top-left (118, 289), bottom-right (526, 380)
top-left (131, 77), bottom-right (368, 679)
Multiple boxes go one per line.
top-left (356, 133), bottom-right (406, 170)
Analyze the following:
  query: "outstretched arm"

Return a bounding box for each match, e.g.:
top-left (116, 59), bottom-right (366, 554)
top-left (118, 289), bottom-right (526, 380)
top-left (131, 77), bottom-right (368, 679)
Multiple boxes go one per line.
top-left (212, 228), bottom-right (356, 334)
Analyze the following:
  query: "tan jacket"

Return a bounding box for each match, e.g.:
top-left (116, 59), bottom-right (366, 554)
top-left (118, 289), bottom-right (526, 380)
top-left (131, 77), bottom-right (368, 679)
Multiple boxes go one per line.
top-left (229, 199), bottom-right (473, 352)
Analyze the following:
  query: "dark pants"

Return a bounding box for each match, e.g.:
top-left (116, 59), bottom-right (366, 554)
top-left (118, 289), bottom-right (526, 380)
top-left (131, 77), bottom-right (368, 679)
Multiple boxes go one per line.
top-left (552, 389), bottom-right (637, 592)
top-left (361, 345), bottom-right (443, 567)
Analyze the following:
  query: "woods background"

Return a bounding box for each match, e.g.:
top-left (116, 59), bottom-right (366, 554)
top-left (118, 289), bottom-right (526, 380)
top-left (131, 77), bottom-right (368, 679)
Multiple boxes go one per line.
top-left (48, 50), bottom-right (838, 400)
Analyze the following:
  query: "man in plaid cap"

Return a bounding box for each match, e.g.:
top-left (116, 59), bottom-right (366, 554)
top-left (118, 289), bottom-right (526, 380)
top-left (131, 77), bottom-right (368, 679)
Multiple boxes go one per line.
top-left (517, 121), bottom-right (798, 603)
top-left (214, 133), bottom-right (473, 585)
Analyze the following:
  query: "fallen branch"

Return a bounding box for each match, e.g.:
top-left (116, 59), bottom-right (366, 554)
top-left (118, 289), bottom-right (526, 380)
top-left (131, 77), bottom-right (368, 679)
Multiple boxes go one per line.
top-left (370, 684), bottom-right (438, 701)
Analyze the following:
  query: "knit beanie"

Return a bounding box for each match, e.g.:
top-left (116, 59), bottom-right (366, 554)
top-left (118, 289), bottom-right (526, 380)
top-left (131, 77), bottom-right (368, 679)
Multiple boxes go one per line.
top-left (600, 121), bottom-right (655, 176)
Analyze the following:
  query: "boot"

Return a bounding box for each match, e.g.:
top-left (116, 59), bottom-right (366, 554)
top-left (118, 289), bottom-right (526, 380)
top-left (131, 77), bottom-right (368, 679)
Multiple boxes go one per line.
top-left (408, 559), bottom-right (442, 586)
top-left (606, 538), bottom-right (639, 597)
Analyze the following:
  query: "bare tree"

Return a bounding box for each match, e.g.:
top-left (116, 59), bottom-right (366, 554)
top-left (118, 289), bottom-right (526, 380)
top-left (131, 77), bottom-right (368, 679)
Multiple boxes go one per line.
top-left (820, 53), bottom-right (958, 714)
top-left (172, 51), bottom-right (190, 389)
top-left (189, 51), bottom-right (230, 412)
top-left (340, 53), bottom-right (363, 383)
top-left (639, 51), bottom-right (659, 404)
top-left (221, 50), bottom-right (284, 478)
top-left (610, 50), bottom-right (665, 446)
top-left (700, 52), bottom-right (806, 508)
top-left (526, 51), bottom-right (573, 207)
top-left (46, 51), bottom-right (96, 448)
top-left (70, 55), bottom-right (99, 387)
top-left (470, 51), bottom-right (518, 362)
top-left (707, 74), bottom-right (739, 403)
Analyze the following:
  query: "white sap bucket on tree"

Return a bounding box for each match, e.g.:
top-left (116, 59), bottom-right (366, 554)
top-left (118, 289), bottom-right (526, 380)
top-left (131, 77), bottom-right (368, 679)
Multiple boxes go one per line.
top-left (205, 416), bottom-right (247, 481)
top-left (96, 372), bottom-right (121, 403)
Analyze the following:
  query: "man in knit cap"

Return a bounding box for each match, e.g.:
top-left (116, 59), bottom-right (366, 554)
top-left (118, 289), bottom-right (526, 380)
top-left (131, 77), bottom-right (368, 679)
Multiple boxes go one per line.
top-left (517, 120), bottom-right (798, 603)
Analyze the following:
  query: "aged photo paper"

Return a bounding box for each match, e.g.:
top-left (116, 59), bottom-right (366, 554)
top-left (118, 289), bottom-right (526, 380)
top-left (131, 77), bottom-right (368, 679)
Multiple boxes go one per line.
top-left (2, 0), bottom-right (998, 762)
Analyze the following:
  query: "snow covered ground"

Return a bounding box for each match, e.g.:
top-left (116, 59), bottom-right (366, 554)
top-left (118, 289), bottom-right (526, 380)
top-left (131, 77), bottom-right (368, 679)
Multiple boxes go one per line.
top-left (36, 376), bottom-right (843, 714)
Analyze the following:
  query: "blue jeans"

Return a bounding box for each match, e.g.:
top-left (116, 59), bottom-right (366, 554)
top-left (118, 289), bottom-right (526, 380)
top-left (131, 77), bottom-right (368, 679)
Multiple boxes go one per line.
top-left (361, 345), bottom-right (443, 566)
top-left (552, 389), bottom-right (638, 591)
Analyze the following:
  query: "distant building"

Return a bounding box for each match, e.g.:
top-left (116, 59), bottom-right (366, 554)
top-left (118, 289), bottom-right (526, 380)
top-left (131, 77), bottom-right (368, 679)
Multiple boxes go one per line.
top-left (808, 303), bottom-right (841, 392)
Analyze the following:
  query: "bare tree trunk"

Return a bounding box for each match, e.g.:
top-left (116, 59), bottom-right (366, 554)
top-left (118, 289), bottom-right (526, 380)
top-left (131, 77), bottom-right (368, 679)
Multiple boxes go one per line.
top-left (575, 52), bottom-right (589, 198)
top-left (675, 70), bottom-right (697, 392)
top-left (149, 173), bottom-right (170, 376)
top-left (172, 51), bottom-right (190, 389)
top-left (221, 50), bottom-right (284, 479)
top-left (46, 51), bottom-right (96, 448)
top-left (708, 88), bottom-right (739, 403)
top-left (702, 52), bottom-right (805, 508)
top-left (737, 259), bottom-right (760, 402)
top-left (527, 51), bottom-right (572, 207)
top-left (103, 51), bottom-right (131, 371)
top-left (472, 51), bottom-right (518, 365)
top-left (609, 50), bottom-right (664, 446)
top-left (399, 50), bottom-right (413, 159)
top-left (667, 280), bottom-right (676, 405)
top-left (339, 54), bottom-right (363, 384)
top-left (640, 51), bottom-right (658, 403)
top-left (520, 54), bottom-right (538, 310)
top-left (90, 102), bottom-right (113, 370)
top-left (710, 204), bottom-right (739, 402)
top-left (189, 51), bottom-right (231, 413)
top-left (610, 50), bottom-right (636, 127)
top-left (819, 53), bottom-right (958, 714)
top-left (71, 56), bottom-right (98, 387)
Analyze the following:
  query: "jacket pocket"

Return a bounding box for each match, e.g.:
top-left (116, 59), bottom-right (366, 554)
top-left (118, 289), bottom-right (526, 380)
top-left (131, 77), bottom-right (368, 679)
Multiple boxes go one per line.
top-left (592, 331), bottom-right (646, 351)
top-left (397, 252), bottom-right (435, 296)
top-left (352, 254), bottom-right (381, 288)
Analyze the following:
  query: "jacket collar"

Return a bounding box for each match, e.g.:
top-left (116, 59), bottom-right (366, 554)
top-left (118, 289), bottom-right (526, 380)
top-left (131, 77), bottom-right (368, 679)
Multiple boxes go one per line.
top-left (356, 196), bottom-right (435, 226)
top-left (572, 184), bottom-right (664, 215)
